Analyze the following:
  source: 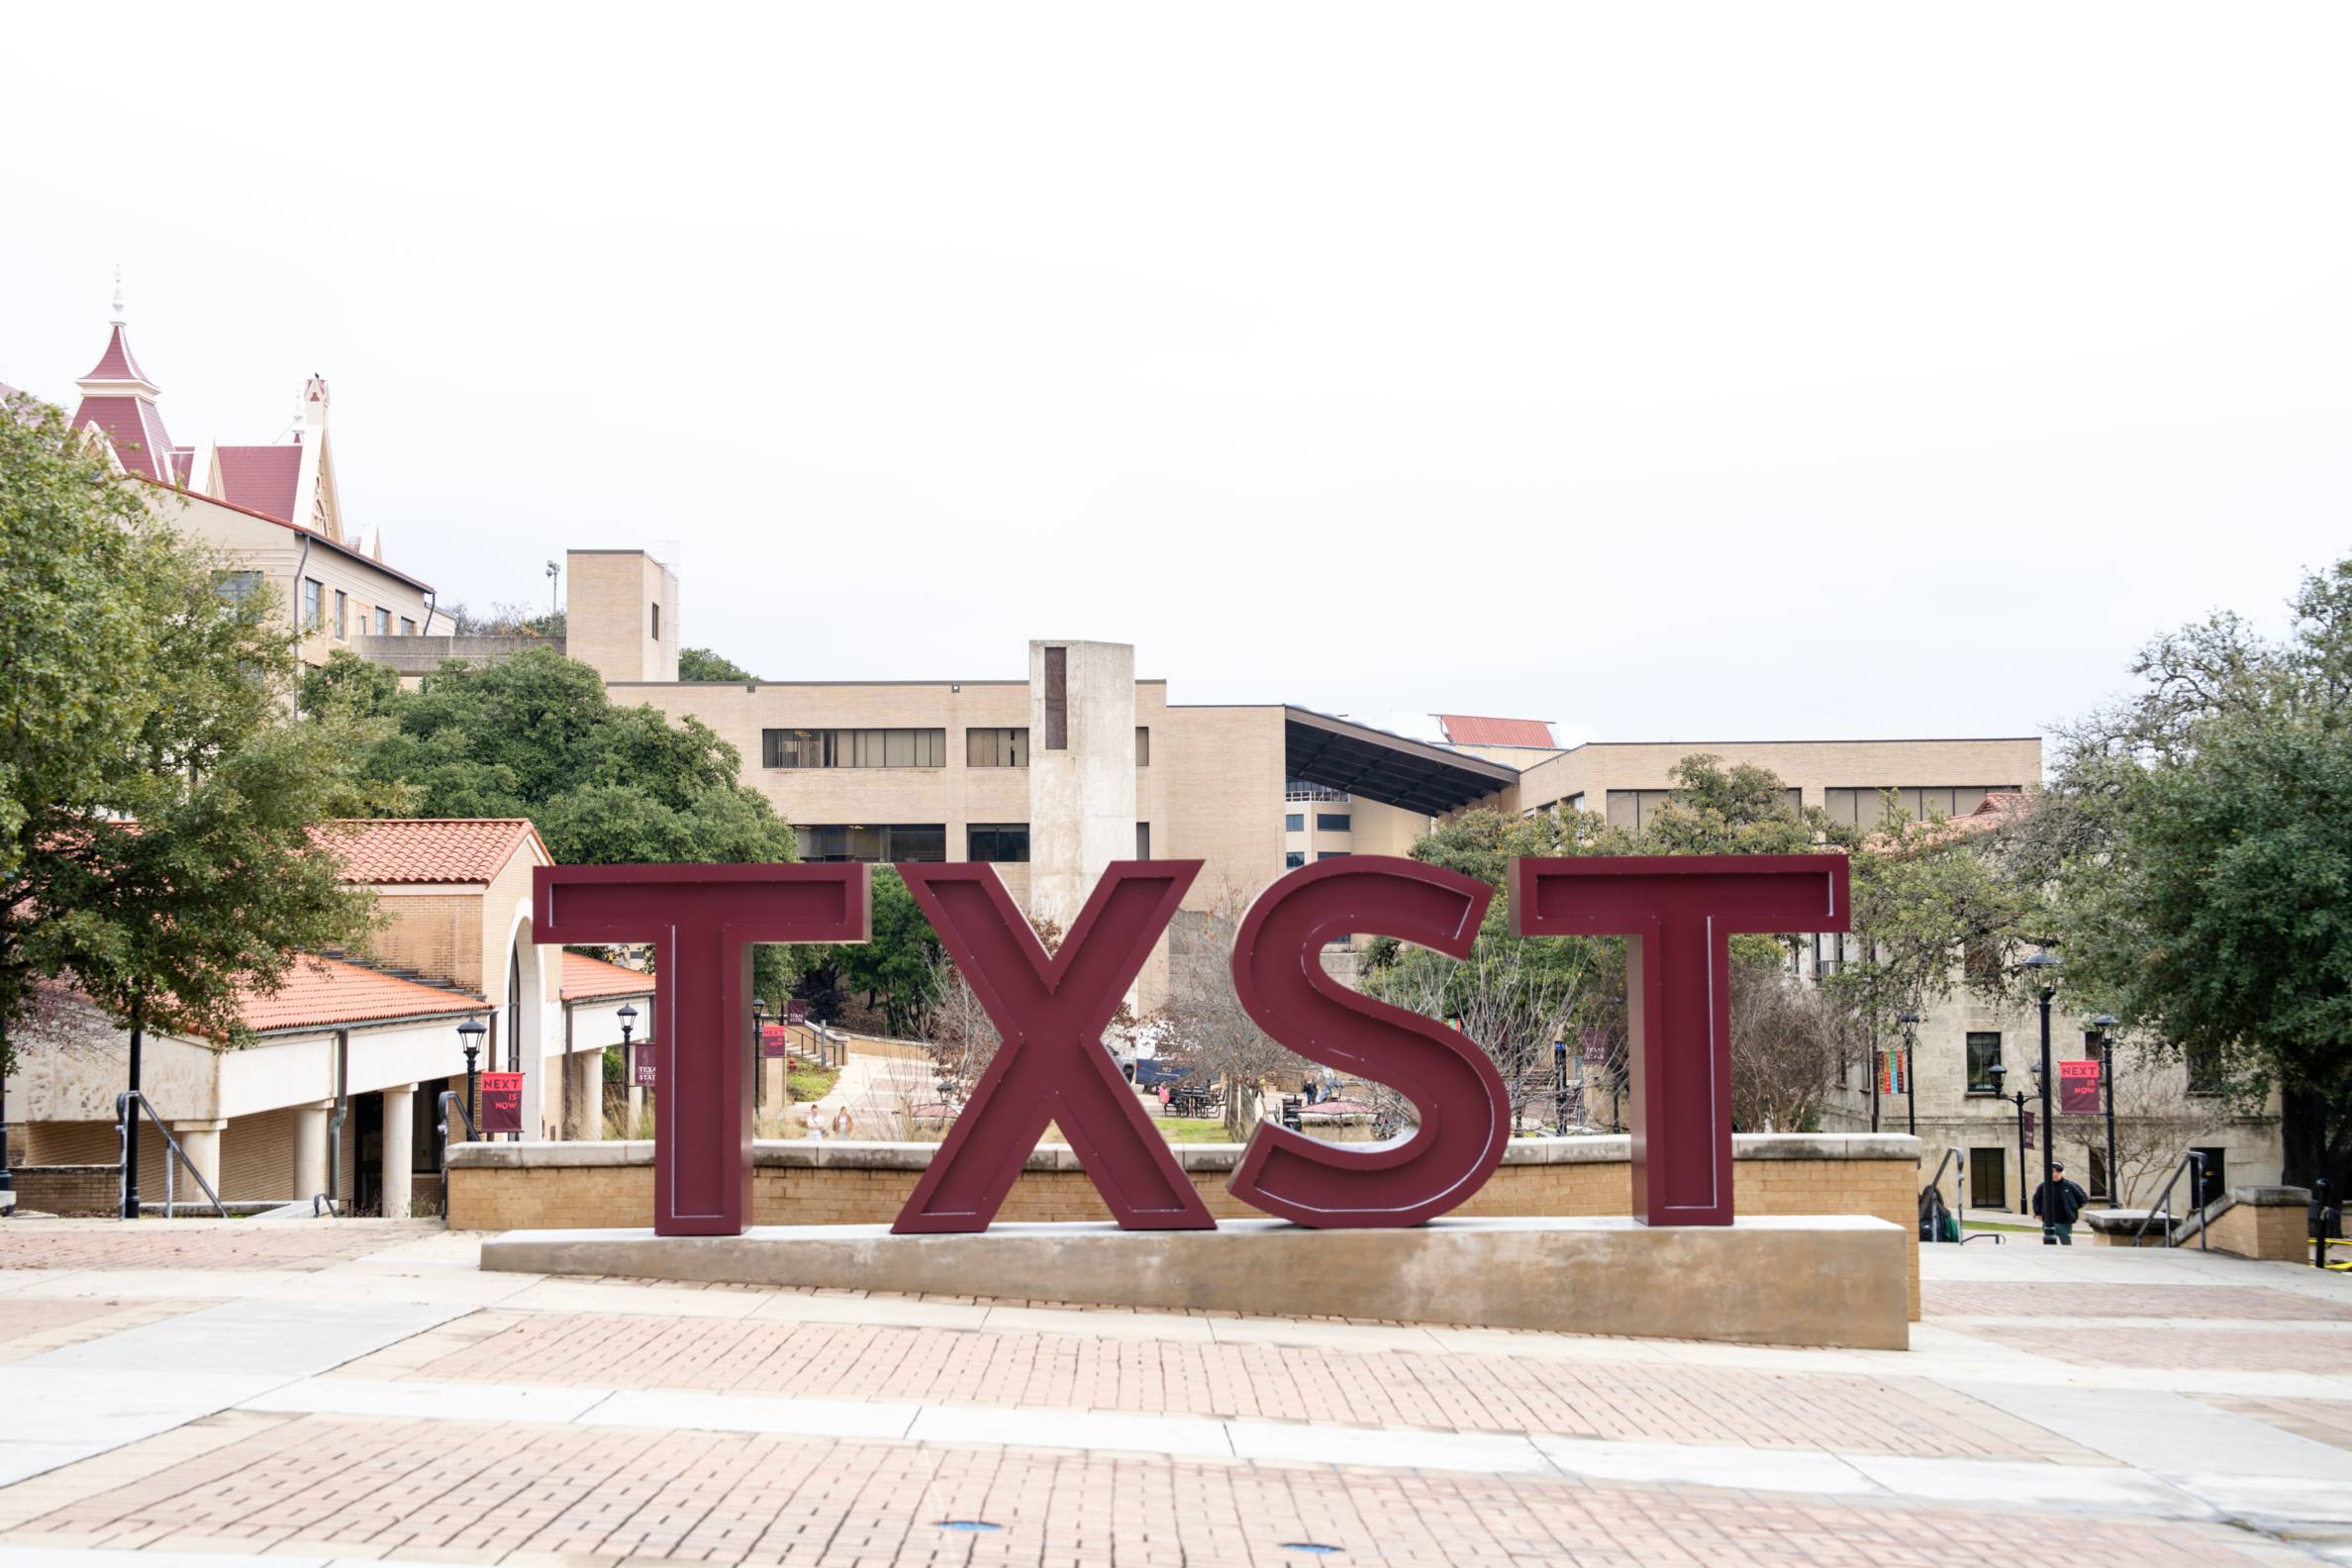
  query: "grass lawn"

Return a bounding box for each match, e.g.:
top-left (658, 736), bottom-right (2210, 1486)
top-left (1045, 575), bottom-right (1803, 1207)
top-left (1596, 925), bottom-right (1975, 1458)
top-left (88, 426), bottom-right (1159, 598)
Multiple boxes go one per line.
top-left (1153, 1118), bottom-right (1236, 1143)
top-left (787, 1065), bottom-right (839, 1102)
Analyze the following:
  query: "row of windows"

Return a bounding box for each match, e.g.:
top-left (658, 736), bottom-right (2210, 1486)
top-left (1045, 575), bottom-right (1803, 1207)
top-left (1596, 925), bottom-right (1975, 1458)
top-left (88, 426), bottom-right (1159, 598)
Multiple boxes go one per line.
top-left (793, 822), bottom-right (1154, 864)
top-left (1284, 849), bottom-right (1352, 868)
top-left (294, 576), bottom-right (416, 639)
top-left (1284, 779), bottom-right (1348, 803)
top-left (1961, 1030), bottom-right (2221, 1094)
top-left (1606, 788), bottom-right (1801, 833)
top-left (1283, 813), bottom-right (1352, 833)
top-left (767, 727), bottom-right (1150, 770)
top-left (1821, 785), bottom-right (2020, 829)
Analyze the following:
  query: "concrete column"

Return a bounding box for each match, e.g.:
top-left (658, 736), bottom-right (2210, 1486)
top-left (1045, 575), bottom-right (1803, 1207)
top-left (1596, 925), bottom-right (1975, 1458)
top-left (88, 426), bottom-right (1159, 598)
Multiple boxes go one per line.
top-left (564, 1052), bottom-right (601, 1140)
top-left (380, 1085), bottom-right (416, 1218)
top-left (291, 1099), bottom-right (333, 1202)
top-left (627, 1084), bottom-right (645, 1139)
top-left (169, 1120), bottom-right (227, 1199)
top-left (1029, 639), bottom-right (1137, 934)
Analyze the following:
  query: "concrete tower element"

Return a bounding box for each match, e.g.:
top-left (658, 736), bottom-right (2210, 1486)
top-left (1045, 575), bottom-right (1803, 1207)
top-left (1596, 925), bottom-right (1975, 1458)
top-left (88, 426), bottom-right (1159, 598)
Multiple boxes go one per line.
top-left (566, 549), bottom-right (681, 684)
top-left (1028, 639), bottom-right (1138, 936)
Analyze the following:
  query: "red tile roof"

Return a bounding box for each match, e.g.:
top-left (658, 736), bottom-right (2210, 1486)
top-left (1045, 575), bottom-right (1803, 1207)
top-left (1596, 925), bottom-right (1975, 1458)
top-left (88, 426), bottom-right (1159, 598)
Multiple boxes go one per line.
top-left (81, 324), bottom-right (151, 385)
top-left (321, 820), bottom-right (545, 885)
top-left (561, 950), bottom-right (655, 1002)
top-left (72, 395), bottom-right (174, 481)
top-left (239, 955), bottom-right (484, 1033)
top-left (214, 443), bottom-right (303, 523)
top-left (1434, 714), bottom-right (1558, 748)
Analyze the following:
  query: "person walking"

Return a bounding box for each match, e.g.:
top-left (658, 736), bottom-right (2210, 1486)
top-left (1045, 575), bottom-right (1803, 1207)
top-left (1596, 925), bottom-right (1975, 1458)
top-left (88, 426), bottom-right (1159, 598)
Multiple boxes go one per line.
top-left (2033, 1160), bottom-right (2092, 1245)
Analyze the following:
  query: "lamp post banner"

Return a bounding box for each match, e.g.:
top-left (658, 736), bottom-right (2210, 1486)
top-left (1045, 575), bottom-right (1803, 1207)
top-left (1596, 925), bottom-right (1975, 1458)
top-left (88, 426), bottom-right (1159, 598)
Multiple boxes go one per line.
top-left (537, 852), bottom-right (1850, 1238)
top-left (478, 1072), bottom-right (525, 1134)
top-left (2059, 1059), bottom-right (2102, 1116)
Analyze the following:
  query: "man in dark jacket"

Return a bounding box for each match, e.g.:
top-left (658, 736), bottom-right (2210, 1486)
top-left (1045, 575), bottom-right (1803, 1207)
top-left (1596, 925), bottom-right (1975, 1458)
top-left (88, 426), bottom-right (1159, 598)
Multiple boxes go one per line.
top-left (2032, 1161), bottom-right (2093, 1244)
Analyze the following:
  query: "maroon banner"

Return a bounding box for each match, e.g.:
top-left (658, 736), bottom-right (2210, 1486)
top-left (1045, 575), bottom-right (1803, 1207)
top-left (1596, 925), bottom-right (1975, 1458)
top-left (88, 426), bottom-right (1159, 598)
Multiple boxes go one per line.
top-left (760, 1024), bottom-right (790, 1059)
top-left (784, 999), bottom-right (808, 1027)
top-left (2059, 1059), bottom-right (2102, 1116)
top-left (478, 1071), bottom-right (525, 1134)
top-left (632, 1040), bottom-right (656, 1087)
top-left (2023, 1109), bottom-right (2036, 1150)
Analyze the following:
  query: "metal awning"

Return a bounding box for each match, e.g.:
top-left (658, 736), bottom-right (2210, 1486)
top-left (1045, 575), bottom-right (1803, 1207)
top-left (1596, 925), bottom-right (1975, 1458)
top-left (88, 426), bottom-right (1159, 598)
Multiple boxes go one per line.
top-left (1283, 707), bottom-right (1518, 816)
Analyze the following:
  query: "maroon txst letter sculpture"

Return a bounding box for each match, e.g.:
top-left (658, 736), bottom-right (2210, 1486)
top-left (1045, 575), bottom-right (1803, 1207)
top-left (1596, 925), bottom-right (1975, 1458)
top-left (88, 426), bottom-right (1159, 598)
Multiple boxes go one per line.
top-left (1228, 858), bottom-right (1511, 1227)
top-left (1509, 855), bottom-right (1849, 1225)
top-left (532, 864), bottom-right (870, 1236)
top-left (891, 861), bottom-right (1217, 1233)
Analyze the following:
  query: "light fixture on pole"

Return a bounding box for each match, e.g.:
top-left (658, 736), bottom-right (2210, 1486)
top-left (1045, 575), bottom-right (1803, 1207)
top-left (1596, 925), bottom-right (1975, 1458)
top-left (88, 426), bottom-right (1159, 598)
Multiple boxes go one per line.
top-left (2024, 948), bottom-right (2061, 1243)
top-left (2091, 1013), bottom-right (2119, 1208)
top-left (1988, 1058), bottom-right (2030, 1217)
top-left (1897, 1011), bottom-right (1921, 1137)
top-left (457, 1017), bottom-right (488, 1138)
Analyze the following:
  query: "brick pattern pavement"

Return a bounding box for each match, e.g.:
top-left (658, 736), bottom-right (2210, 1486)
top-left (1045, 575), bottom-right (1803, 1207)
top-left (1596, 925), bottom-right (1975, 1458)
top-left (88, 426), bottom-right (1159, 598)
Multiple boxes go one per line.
top-left (0, 1412), bottom-right (2260, 1568)
top-left (375, 1310), bottom-right (2072, 1459)
top-left (0, 1218), bottom-right (439, 1272)
top-left (1924, 1281), bottom-right (2352, 1321)
top-left (1962, 1323), bottom-right (2352, 1371)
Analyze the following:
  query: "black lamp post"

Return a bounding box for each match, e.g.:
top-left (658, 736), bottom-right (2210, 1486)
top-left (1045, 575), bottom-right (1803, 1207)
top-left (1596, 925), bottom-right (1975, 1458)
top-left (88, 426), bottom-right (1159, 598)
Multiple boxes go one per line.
top-left (0, 1028), bottom-right (13, 1217)
top-left (2091, 1013), bottom-right (2119, 1208)
top-left (2025, 948), bottom-right (2061, 1243)
top-left (1988, 1059), bottom-right (2030, 1216)
top-left (1897, 1011), bottom-right (1921, 1137)
top-left (1553, 1038), bottom-right (1570, 1135)
top-left (751, 997), bottom-right (768, 1110)
top-left (458, 1017), bottom-right (487, 1136)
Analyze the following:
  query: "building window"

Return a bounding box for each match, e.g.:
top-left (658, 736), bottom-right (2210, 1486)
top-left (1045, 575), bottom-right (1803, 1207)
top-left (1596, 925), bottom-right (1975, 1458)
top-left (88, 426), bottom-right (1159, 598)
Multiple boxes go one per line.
top-left (2186, 1044), bottom-right (2225, 1095)
top-left (215, 569), bottom-right (263, 606)
top-left (762, 729), bottom-right (947, 768)
top-left (1821, 786), bottom-right (2022, 829)
top-left (1606, 789), bottom-right (1672, 832)
top-left (968, 824), bottom-right (1030, 862)
top-left (792, 825), bottom-right (945, 862)
top-left (1135, 823), bottom-right (1150, 858)
top-left (373, 607), bottom-right (390, 636)
top-left (1320, 850), bottom-right (1351, 859)
top-left (399, 617), bottom-right (417, 636)
top-left (1969, 1146), bottom-right (2007, 1210)
top-left (966, 728), bottom-right (1029, 767)
top-left (1135, 727), bottom-right (1150, 765)
top-left (1317, 813), bottom-right (1351, 833)
top-left (1285, 850), bottom-right (1306, 869)
top-left (1285, 813), bottom-right (1305, 833)
top-left (333, 589), bottom-right (348, 639)
top-left (302, 578), bottom-right (323, 631)
top-left (650, 603), bottom-right (661, 641)
top-left (1042, 645), bottom-right (1067, 750)
top-left (1965, 1032), bottom-right (2003, 1095)
top-left (1285, 779), bottom-right (1347, 803)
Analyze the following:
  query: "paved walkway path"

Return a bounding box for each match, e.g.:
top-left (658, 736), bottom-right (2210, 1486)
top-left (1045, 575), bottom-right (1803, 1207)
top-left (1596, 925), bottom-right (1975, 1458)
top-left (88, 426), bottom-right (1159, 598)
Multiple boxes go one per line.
top-left (0, 1218), bottom-right (2349, 1564)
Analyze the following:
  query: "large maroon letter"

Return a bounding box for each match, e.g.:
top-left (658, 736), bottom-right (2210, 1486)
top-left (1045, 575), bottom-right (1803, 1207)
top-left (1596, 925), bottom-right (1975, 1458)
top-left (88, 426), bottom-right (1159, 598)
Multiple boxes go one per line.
top-left (533, 865), bottom-right (870, 1236)
top-left (1227, 857), bottom-right (1510, 1227)
top-left (1508, 855), bottom-right (1850, 1225)
top-left (893, 861), bottom-right (1216, 1233)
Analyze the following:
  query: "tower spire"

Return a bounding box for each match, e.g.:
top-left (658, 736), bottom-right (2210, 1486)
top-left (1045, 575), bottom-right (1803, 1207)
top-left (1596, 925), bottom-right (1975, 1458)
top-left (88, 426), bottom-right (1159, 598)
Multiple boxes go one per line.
top-left (111, 264), bottom-right (125, 326)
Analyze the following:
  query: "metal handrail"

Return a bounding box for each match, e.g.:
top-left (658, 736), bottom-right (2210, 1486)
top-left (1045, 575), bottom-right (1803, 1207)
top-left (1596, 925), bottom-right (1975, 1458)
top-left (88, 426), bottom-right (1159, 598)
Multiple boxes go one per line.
top-left (115, 1091), bottom-right (228, 1220)
top-left (2132, 1149), bottom-right (2209, 1249)
top-left (436, 1089), bottom-right (473, 1222)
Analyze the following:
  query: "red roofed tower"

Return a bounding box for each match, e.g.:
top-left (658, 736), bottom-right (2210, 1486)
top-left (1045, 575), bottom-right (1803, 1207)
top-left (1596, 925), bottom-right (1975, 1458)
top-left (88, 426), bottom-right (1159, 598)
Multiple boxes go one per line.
top-left (70, 274), bottom-right (185, 483)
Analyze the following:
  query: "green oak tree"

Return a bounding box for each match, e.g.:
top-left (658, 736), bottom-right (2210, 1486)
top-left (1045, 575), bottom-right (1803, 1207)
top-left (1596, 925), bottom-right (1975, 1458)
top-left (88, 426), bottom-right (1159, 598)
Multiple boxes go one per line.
top-left (678, 646), bottom-right (756, 681)
top-left (2012, 558), bottom-right (2352, 1194)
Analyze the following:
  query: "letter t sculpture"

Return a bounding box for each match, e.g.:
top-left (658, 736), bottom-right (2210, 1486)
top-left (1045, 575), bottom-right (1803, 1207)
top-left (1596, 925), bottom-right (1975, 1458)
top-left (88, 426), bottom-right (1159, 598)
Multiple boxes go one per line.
top-left (533, 865), bottom-right (870, 1236)
top-left (1509, 855), bottom-right (1850, 1225)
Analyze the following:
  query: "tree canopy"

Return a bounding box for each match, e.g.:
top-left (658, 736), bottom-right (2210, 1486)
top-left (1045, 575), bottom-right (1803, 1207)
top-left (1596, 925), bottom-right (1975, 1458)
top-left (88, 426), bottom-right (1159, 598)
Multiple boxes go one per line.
top-left (678, 646), bottom-right (756, 682)
top-left (2014, 557), bottom-right (2352, 1192)
top-left (2, 392), bottom-right (379, 1063)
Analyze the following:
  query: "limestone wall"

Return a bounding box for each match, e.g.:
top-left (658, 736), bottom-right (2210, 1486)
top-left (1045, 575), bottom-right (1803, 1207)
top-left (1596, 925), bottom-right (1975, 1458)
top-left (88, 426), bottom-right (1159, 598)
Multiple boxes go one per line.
top-left (448, 1132), bottom-right (1924, 1319)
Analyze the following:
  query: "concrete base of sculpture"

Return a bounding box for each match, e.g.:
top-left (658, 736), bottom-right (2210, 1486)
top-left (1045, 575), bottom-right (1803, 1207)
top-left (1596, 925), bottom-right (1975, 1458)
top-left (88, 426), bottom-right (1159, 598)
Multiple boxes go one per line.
top-left (480, 1214), bottom-right (1909, 1350)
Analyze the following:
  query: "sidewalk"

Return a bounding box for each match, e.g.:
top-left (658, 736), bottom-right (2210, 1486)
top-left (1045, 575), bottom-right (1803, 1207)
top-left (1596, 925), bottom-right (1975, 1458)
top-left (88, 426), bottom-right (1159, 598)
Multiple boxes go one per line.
top-left (1, 1217), bottom-right (2349, 1564)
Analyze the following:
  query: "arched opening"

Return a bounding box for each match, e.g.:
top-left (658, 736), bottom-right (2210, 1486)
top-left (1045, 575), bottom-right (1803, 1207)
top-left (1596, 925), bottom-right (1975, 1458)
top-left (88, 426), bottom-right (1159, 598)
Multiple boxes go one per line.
top-left (504, 908), bottom-right (546, 1138)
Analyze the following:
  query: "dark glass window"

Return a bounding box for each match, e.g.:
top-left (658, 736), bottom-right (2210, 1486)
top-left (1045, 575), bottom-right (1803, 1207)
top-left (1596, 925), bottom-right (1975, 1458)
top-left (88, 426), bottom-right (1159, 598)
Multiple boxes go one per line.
top-left (793, 824), bottom-right (945, 862)
top-left (216, 569), bottom-right (264, 606)
top-left (399, 617), bottom-right (417, 636)
top-left (1285, 813), bottom-right (1305, 832)
top-left (966, 728), bottom-right (1029, 766)
top-left (1284, 850), bottom-right (1306, 869)
top-left (1320, 850), bottom-right (1351, 860)
top-left (968, 824), bottom-right (1030, 862)
top-left (1966, 1032), bottom-right (2003, 1095)
top-left (763, 729), bottom-right (946, 768)
top-left (302, 578), bottom-right (323, 630)
top-left (1317, 813), bottom-right (1351, 833)
top-left (1135, 823), bottom-right (1150, 858)
top-left (1135, 727), bottom-right (1150, 765)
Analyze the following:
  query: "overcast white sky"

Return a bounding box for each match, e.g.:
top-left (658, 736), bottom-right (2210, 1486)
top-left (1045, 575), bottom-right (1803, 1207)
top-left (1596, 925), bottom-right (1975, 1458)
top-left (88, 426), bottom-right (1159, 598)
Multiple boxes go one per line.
top-left (6, 5), bottom-right (2346, 745)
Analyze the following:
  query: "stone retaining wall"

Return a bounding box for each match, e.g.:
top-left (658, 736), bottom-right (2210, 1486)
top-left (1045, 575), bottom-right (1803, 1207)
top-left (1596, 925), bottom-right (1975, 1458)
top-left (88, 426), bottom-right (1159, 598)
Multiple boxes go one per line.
top-left (450, 1133), bottom-right (1923, 1319)
top-left (10, 1164), bottom-right (119, 1217)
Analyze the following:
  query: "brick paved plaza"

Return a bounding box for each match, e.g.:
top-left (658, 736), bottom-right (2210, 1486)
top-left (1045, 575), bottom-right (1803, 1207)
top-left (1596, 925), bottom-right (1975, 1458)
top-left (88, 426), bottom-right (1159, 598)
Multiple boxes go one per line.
top-left (2, 1220), bottom-right (2350, 1566)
